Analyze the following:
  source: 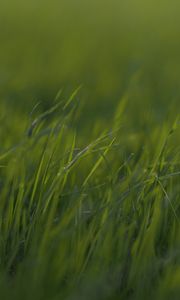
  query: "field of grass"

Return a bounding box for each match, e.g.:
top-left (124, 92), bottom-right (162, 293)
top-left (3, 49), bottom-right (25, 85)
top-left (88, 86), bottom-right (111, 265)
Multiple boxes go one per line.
top-left (0, 1), bottom-right (180, 299)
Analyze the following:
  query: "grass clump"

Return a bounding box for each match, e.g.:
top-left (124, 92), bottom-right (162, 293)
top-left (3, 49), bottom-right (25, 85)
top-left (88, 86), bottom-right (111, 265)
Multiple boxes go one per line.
top-left (0, 93), bottom-right (179, 300)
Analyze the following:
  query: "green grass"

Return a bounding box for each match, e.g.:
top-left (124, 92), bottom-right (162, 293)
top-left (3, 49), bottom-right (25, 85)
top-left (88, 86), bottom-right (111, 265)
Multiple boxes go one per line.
top-left (0, 94), bottom-right (179, 299)
top-left (0, 1), bottom-right (180, 299)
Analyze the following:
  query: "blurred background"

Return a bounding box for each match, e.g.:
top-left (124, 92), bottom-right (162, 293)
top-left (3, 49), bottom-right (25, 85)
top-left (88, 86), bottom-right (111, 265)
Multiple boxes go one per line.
top-left (0, 0), bottom-right (180, 123)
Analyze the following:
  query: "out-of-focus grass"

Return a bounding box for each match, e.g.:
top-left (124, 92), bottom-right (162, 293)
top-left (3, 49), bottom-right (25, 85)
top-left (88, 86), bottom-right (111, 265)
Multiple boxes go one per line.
top-left (1, 0), bottom-right (180, 114)
top-left (0, 1), bottom-right (180, 299)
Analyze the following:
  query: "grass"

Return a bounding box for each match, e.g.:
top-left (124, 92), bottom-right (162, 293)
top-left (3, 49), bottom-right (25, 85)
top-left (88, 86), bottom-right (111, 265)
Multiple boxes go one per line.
top-left (0, 93), bottom-right (179, 300)
top-left (0, 1), bottom-right (180, 299)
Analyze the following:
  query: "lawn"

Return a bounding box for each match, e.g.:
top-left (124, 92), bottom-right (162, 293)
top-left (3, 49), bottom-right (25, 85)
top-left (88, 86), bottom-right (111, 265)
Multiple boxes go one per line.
top-left (0, 1), bottom-right (180, 299)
